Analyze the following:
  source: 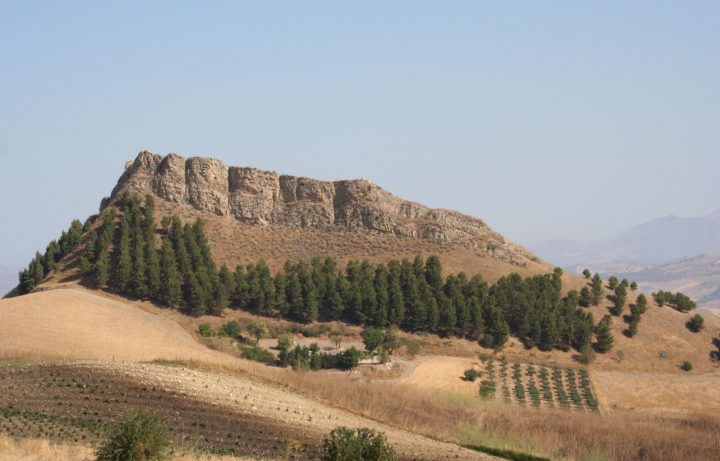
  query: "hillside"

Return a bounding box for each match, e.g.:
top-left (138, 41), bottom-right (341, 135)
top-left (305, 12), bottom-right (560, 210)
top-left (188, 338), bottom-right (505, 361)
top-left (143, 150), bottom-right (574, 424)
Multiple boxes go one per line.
top-left (96, 151), bottom-right (547, 279)
top-left (584, 254), bottom-right (720, 316)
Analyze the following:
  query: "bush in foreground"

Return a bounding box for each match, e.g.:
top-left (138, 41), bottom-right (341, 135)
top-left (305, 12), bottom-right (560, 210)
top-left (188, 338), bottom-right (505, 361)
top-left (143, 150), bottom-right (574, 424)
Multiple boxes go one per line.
top-left (322, 427), bottom-right (398, 461)
top-left (96, 409), bottom-right (171, 461)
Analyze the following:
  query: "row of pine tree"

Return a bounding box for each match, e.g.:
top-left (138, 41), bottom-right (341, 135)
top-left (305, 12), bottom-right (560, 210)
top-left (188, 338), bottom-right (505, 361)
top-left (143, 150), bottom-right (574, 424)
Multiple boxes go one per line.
top-left (20, 192), bottom-right (619, 354)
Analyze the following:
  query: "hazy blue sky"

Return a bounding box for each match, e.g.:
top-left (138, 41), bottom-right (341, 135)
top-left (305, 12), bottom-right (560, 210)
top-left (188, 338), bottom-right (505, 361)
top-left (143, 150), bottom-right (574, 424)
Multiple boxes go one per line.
top-left (1, 1), bottom-right (719, 268)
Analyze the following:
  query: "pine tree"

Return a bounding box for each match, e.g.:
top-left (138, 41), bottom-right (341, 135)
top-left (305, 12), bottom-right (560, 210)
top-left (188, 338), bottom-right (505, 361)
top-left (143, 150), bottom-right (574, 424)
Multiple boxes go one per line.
top-left (146, 239), bottom-right (162, 299)
top-left (116, 233), bottom-right (132, 292)
top-left (630, 281), bottom-right (638, 291)
top-left (689, 314), bottom-right (705, 332)
top-left (273, 271), bottom-right (288, 316)
top-left (636, 293), bottom-right (648, 314)
top-left (591, 274), bottom-right (604, 306)
top-left (219, 264), bottom-right (235, 300)
top-left (596, 319), bottom-right (614, 353)
top-left (582, 269), bottom-right (591, 279)
top-left (388, 275), bottom-right (404, 326)
top-left (93, 247), bottom-right (110, 289)
top-left (627, 320), bottom-right (638, 337)
top-left (539, 315), bottom-right (558, 351)
top-left (360, 260), bottom-right (377, 323)
top-left (608, 276), bottom-right (618, 290)
top-left (579, 287), bottom-right (592, 307)
top-left (132, 238), bottom-right (148, 299)
top-left (160, 236), bottom-right (182, 307)
top-left (437, 292), bottom-right (456, 335)
top-left (77, 254), bottom-right (92, 275)
top-left (373, 264), bottom-right (389, 327)
top-left (611, 284), bottom-right (627, 316)
top-left (486, 303), bottom-right (509, 347)
top-left (424, 255), bottom-right (444, 294)
top-left (187, 272), bottom-right (206, 316)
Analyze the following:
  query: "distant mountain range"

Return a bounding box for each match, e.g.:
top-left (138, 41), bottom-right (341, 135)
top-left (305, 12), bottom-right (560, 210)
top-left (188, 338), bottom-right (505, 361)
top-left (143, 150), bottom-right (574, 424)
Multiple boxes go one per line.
top-left (529, 209), bottom-right (720, 268)
top-left (528, 210), bottom-right (720, 315)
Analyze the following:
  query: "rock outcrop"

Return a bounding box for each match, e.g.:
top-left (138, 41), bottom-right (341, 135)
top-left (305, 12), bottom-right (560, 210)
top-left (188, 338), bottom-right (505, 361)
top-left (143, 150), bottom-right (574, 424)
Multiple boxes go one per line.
top-left (105, 151), bottom-right (537, 267)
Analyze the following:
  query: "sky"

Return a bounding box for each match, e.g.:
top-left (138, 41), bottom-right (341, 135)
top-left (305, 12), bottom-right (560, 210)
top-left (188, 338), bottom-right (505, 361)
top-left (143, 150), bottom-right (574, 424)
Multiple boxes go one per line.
top-left (1, 1), bottom-right (719, 269)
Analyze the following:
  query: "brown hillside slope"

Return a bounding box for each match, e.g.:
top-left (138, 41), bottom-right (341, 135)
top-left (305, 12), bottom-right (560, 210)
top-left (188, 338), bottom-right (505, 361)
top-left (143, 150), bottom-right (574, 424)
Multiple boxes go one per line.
top-left (94, 150), bottom-right (549, 279)
top-left (0, 289), bottom-right (233, 363)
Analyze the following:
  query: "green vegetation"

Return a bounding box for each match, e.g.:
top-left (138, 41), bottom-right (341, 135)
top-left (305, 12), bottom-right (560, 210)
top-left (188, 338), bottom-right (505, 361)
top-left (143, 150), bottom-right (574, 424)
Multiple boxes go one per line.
top-left (22, 192), bottom-right (623, 358)
top-left (95, 408), bottom-right (171, 461)
top-left (464, 369), bottom-right (480, 382)
top-left (689, 314), bottom-right (705, 332)
top-left (237, 344), bottom-right (275, 363)
top-left (653, 290), bottom-right (697, 312)
top-left (681, 361), bottom-right (693, 372)
top-left (322, 427), bottom-right (398, 461)
top-left (18, 218), bottom-right (88, 294)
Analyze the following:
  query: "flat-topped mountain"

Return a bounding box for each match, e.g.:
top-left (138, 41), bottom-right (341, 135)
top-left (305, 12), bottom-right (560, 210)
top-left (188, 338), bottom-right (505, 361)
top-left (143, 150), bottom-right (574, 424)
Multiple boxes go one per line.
top-left (99, 151), bottom-right (543, 277)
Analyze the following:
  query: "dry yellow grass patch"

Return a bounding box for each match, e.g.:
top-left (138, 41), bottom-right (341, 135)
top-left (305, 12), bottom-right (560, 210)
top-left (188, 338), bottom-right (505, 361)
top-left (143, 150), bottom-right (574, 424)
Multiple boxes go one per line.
top-left (0, 435), bottom-right (93, 461)
top-left (0, 289), bottom-right (236, 365)
top-left (402, 358), bottom-right (480, 394)
top-left (0, 434), bottom-right (263, 461)
top-left (593, 372), bottom-right (720, 415)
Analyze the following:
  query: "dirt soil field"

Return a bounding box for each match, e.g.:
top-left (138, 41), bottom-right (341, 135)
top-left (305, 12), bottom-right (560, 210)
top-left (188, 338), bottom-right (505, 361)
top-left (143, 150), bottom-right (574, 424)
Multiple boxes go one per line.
top-left (0, 361), bottom-right (498, 461)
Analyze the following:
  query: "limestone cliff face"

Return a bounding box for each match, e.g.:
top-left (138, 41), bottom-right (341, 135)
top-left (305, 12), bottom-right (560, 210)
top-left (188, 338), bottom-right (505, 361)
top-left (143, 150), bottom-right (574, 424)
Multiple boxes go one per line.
top-left (105, 151), bottom-right (536, 266)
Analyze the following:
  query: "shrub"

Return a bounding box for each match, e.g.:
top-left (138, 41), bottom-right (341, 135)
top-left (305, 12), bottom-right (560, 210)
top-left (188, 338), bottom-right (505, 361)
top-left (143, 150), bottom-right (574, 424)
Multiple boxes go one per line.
top-left (480, 333), bottom-right (494, 349)
top-left (464, 369), bottom-right (480, 382)
top-left (237, 344), bottom-right (275, 363)
top-left (95, 409), bottom-right (171, 461)
top-left (689, 314), bottom-right (705, 332)
top-left (361, 327), bottom-right (384, 352)
top-left (577, 344), bottom-right (596, 364)
top-left (246, 319), bottom-right (269, 342)
top-left (198, 324), bottom-right (214, 337)
top-left (277, 334), bottom-right (293, 351)
top-left (322, 426), bottom-right (398, 461)
top-left (681, 361), bottom-right (693, 372)
top-left (220, 321), bottom-right (242, 339)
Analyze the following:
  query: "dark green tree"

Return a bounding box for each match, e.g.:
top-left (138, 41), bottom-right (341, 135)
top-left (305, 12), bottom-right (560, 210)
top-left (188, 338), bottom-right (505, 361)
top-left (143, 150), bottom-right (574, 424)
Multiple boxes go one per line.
top-left (611, 284), bottom-right (627, 316)
top-left (93, 247), bottom-right (110, 289)
top-left (689, 314), bottom-right (705, 332)
top-left (608, 276), bottom-right (618, 290)
top-left (582, 269), bottom-right (591, 279)
top-left (591, 274), bottom-right (604, 306)
top-left (160, 236), bottom-right (182, 307)
top-left (596, 315), bottom-right (614, 353)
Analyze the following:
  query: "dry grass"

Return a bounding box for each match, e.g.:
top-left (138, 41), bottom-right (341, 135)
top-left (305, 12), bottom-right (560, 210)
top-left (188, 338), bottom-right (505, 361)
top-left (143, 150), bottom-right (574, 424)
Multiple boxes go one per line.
top-left (0, 434), bottom-right (265, 461)
top-left (140, 356), bottom-right (720, 461)
top-left (0, 434), bottom-right (93, 461)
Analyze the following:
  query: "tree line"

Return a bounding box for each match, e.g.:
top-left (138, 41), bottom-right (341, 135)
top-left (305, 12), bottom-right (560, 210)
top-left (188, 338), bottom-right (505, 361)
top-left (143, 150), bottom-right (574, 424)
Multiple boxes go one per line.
top-left (22, 193), bottom-right (620, 355)
top-left (18, 218), bottom-right (92, 294)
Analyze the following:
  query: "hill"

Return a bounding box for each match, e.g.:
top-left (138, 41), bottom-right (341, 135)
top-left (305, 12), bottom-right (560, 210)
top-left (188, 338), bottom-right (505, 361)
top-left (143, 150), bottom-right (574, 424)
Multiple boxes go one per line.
top-left (98, 151), bottom-right (547, 279)
top-left (528, 209), bottom-right (720, 268)
top-left (582, 254), bottom-right (720, 316)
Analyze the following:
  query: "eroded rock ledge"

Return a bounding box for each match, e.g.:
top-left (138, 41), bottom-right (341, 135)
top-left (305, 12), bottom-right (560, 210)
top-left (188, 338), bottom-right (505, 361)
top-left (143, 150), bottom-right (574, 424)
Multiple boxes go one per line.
top-left (104, 151), bottom-right (535, 266)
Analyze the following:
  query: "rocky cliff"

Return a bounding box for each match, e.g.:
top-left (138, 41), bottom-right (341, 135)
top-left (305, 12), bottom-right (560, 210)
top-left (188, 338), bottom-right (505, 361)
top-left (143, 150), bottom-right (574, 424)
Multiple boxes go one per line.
top-left (104, 151), bottom-right (539, 268)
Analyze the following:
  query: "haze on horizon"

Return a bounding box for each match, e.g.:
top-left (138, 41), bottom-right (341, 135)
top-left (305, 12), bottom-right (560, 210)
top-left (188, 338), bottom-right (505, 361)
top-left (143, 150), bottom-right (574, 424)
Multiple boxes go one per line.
top-left (1, 1), bottom-right (719, 268)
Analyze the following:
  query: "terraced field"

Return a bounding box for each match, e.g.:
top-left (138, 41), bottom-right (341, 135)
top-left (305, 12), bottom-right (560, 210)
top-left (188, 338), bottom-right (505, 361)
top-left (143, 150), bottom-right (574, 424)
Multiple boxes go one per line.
top-left (0, 361), bottom-right (496, 461)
